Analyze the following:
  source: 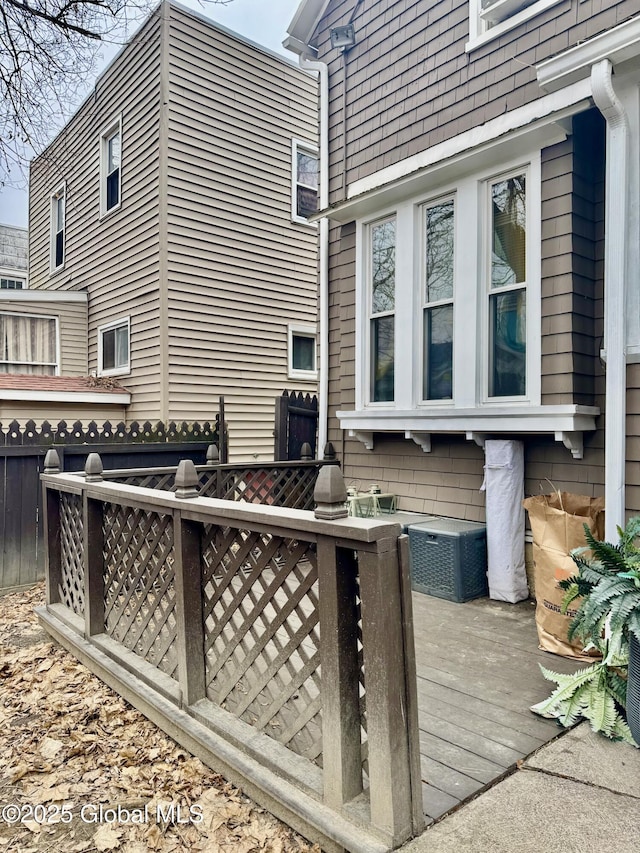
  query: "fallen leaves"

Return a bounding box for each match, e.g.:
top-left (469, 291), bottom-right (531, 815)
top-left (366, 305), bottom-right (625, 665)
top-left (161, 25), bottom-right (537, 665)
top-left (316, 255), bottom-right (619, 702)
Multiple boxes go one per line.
top-left (0, 583), bottom-right (320, 852)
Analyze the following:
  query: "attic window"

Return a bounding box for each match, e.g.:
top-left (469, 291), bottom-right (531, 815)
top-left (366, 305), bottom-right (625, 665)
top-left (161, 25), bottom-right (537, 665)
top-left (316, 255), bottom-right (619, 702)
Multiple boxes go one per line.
top-left (479, 0), bottom-right (536, 25)
top-left (468, 0), bottom-right (564, 50)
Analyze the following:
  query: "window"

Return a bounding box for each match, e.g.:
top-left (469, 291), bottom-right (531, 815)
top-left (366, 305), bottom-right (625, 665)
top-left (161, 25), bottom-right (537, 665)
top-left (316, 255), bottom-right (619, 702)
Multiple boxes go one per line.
top-left (354, 154), bottom-right (540, 420)
top-left (468, 0), bottom-right (564, 49)
top-left (101, 119), bottom-right (122, 216)
top-left (292, 140), bottom-right (318, 222)
top-left (423, 199), bottom-right (454, 401)
top-left (98, 317), bottom-right (130, 376)
top-left (50, 185), bottom-right (65, 272)
top-left (0, 313), bottom-right (58, 374)
top-left (0, 278), bottom-right (25, 289)
top-left (288, 323), bottom-right (317, 379)
top-left (488, 173), bottom-right (527, 398)
top-left (369, 218), bottom-right (395, 403)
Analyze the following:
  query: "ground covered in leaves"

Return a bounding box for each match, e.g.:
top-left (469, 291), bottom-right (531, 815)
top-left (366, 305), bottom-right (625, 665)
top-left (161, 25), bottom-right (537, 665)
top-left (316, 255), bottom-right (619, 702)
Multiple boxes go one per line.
top-left (0, 584), bottom-right (320, 853)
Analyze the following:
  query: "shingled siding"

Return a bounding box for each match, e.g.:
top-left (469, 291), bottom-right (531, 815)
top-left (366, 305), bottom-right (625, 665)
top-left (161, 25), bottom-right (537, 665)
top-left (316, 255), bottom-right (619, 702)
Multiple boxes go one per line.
top-left (325, 116), bottom-right (607, 519)
top-left (315, 0), bottom-right (638, 207)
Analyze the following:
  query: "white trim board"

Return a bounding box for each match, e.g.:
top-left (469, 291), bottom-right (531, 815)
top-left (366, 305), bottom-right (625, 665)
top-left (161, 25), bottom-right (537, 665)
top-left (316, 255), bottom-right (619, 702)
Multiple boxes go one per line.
top-left (318, 80), bottom-right (591, 224)
top-left (0, 389), bottom-right (131, 404)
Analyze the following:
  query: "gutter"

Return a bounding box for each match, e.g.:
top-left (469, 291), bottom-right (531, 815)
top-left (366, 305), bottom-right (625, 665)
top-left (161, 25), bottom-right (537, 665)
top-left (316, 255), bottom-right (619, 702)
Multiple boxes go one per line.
top-left (591, 59), bottom-right (629, 539)
top-left (297, 52), bottom-right (330, 455)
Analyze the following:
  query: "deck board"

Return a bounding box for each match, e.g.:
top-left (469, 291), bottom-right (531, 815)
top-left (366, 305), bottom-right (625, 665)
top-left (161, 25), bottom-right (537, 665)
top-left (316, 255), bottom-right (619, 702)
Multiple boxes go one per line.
top-left (412, 592), bottom-right (581, 821)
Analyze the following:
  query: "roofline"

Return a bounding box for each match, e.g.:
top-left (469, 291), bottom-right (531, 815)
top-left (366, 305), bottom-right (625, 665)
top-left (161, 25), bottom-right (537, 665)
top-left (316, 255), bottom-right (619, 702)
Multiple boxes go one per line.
top-left (285, 0), bottom-right (330, 54)
top-left (35, 0), bottom-right (312, 166)
top-left (0, 290), bottom-right (87, 303)
top-left (0, 389), bottom-right (131, 404)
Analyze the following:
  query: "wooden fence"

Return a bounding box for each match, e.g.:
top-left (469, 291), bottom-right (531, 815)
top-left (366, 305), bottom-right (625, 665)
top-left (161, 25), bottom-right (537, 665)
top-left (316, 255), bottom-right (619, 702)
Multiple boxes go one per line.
top-left (38, 458), bottom-right (423, 852)
top-left (0, 419), bottom-right (222, 591)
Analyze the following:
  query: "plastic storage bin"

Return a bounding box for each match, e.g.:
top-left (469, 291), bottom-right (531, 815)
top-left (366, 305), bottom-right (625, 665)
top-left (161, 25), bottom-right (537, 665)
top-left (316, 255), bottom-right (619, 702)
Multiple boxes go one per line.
top-left (407, 518), bottom-right (488, 602)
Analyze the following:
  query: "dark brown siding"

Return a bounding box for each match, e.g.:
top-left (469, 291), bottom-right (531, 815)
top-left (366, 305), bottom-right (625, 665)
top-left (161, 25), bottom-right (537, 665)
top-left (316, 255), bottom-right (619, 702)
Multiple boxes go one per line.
top-left (315, 0), bottom-right (639, 207)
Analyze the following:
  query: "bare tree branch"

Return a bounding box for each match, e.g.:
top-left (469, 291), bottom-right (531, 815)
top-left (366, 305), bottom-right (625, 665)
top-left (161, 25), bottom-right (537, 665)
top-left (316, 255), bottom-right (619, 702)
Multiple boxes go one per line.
top-left (0, 0), bottom-right (232, 186)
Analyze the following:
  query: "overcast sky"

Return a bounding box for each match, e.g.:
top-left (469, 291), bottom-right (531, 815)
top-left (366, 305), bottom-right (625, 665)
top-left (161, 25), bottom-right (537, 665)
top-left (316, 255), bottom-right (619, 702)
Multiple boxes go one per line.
top-left (0, 0), bottom-right (303, 229)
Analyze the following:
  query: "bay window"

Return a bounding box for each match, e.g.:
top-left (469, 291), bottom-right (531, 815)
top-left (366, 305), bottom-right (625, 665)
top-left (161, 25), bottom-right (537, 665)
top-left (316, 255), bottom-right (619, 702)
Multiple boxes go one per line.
top-left (357, 155), bottom-right (540, 418)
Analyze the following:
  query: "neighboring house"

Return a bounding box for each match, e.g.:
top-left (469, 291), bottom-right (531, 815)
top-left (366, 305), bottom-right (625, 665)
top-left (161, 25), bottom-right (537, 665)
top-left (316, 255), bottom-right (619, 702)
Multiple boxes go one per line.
top-left (28, 0), bottom-right (319, 461)
top-left (0, 224), bottom-right (129, 421)
top-left (0, 224), bottom-right (28, 290)
top-left (285, 0), bottom-right (640, 539)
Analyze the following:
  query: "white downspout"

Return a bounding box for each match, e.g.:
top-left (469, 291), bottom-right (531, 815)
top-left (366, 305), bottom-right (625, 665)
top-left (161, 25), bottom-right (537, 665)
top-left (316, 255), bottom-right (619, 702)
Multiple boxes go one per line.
top-left (299, 53), bottom-right (329, 454)
top-left (591, 59), bottom-right (628, 540)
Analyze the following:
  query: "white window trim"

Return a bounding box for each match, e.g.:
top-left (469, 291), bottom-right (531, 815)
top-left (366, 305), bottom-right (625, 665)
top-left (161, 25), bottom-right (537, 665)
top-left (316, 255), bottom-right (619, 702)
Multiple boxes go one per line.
top-left (291, 138), bottom-right (319, 226)
top-left (355, 152), bottom-right (542, 423)
top-left (288, 322), bottom-right (318, 380)
top-left (0, 311), bottom-right (60, 374)
top-left (419, 195), bottom-right (456, 405)
top-left (480, 162), bottom-right (541, 405)
top-left (99, 115), bottom-right (122, 219)
top-left (0, 269), bottom-right (27, 289)
top-left (467, 0), bottom-right (565, 53)
top-left (98, 316), bottom-right (130, 377)
top-left (49, 183), bottom-right (66, 275)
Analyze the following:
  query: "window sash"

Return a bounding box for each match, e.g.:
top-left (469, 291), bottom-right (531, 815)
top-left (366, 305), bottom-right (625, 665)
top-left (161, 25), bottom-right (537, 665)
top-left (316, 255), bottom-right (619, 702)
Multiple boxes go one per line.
top-left (0, 278), bottom-right (25, 289)
top-left (294, 144), bottom-right (318, 219)
top-left (292, 334), bottom-right (315, 372)
top-left (101, 324), bottom-right (129, 372)
top-left (488, 171), bottom-right (528, 398)
top-left (51, 188), bottom-right (65, 270)
top-left (369, 218), bottom-right (396, 403)
top-left (0, 314), bottom-right (57, 374)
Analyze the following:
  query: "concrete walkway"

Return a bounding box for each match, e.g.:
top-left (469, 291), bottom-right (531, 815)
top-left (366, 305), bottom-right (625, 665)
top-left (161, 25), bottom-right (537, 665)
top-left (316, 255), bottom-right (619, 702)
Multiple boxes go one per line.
top-left (402, 723), bottom-right (640, 852)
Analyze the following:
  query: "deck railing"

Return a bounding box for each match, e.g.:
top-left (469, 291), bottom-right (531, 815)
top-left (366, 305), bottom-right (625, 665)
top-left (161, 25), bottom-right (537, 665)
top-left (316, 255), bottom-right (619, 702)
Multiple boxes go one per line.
top-left (39, 455), bottom-right (423, 853)
top-left (100, 443), bottom-right (334, 510)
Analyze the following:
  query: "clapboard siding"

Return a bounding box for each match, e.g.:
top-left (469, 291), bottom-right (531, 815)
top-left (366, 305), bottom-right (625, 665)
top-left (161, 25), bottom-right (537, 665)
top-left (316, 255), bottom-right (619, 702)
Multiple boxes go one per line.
top-left (28, 3), bottom-right (319, 455)
top-left (314, 0), bottom-right (638, 204)
top-left (0, 298), bottom-right (88, 375)
top-left (165, 5), bottom-right (319, 459)
top-left (28, 9), bottom-right (164, 421)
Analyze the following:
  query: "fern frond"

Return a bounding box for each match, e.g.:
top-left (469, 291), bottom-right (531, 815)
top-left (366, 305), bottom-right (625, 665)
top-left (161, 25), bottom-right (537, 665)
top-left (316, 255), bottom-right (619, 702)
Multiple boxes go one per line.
top-left (627, 611), bottom-right (640, 644)
top-left (583, 679), bottom-right (618, 737)
top-left (532, 663), bottom-right (603, 718)
top-left (605, 672), bottom-right (628, 710)
top-left (610, 716), bottom-right (638, 746)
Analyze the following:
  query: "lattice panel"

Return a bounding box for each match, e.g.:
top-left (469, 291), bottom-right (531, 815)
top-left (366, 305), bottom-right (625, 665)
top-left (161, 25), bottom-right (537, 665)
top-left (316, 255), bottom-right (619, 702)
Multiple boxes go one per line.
top-left (202, 526), bottom-right (322, 761)
top-left (111, 473), bottom-right (176, 491)
top-left (204, 467), bottom-right (318, 509)
top-left (59, 492), bottom-right (85, 616)
top-left (103, 504), bottom-right (178, 679)
top-left (355, 576), bottom-right (368, 778)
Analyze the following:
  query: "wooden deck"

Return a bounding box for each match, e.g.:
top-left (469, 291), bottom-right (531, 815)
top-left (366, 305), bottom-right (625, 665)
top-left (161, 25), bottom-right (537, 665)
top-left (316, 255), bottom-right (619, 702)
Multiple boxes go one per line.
top-left (412, 592), bottom-right (580, 822)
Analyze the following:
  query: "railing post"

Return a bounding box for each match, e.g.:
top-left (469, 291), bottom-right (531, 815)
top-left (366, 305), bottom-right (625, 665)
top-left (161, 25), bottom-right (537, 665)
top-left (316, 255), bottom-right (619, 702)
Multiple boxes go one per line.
top-left (43, 450), bottom-right (62, 606)
top-left (84, 454), bottom-right (104, 636)
top-left (358, 535), bottom-right (415, 845)
top-left (317, 537), bottom-right (363, 807)
top-left (173, 510), bottom-right (206, 706)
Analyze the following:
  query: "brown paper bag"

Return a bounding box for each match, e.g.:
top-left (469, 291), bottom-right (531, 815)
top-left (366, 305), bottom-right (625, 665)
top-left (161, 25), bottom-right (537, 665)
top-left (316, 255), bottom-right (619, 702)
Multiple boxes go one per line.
top-left (523, 492), bottom-right (604, 660)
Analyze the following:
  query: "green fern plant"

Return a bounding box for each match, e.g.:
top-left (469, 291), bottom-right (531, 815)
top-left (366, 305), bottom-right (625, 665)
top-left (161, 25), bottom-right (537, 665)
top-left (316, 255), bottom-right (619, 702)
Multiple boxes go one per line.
top-left (531, 518), bottom-right (640, 745)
